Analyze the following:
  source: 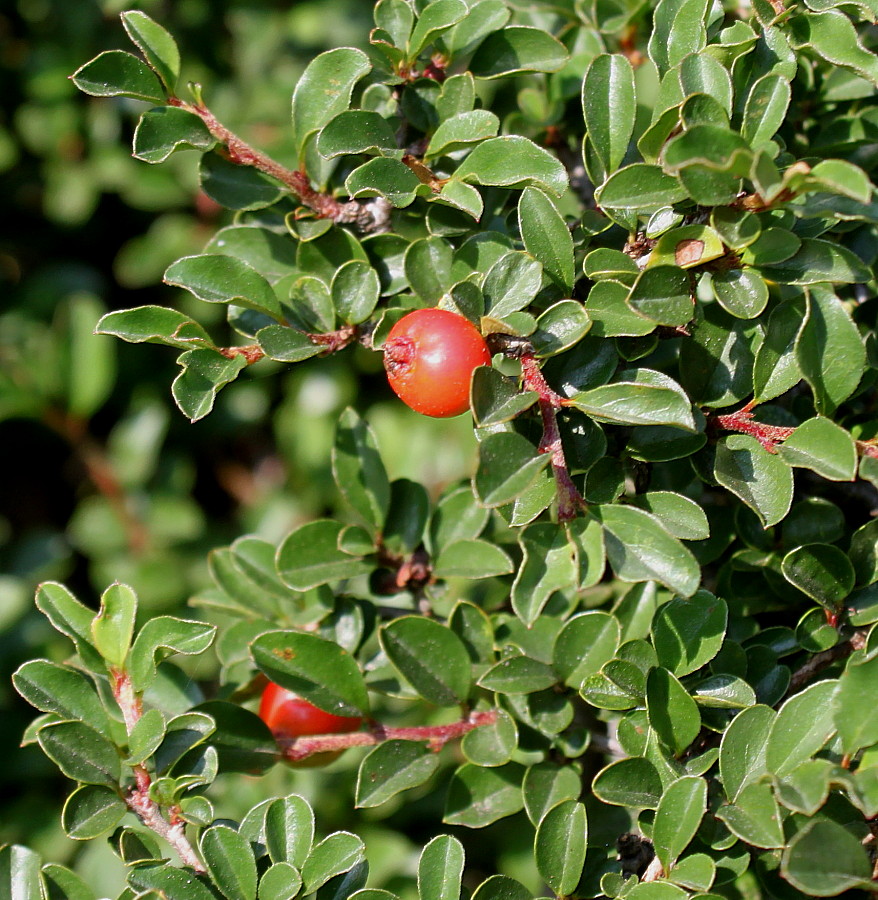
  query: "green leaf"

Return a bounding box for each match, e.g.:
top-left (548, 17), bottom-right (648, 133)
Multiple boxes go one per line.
top-left (649, 0), bottom-right (709, 72)
top-left (331, 260), bottom-right (380, 325)
top-left (0, 846), bottom-right (42, 900)
top-left (511, 523), bottom-right (578, 626)
top-left (711, 269), bottom-right (769, 320)
top-left (291, 48), bottom-right (372, 163)
top-left (91, 582), bottom-right (137, 669)
top-left (646, 667), bottom-right (702, 756)
top-left (752, 300), bottom-right (803, 402)
top-left (172, 349), bottom-right (246, 422)
top-left (433, 539), bottom-right (514, 579)
top-left (257, 326), bottom-right (320, 363)
top-left (570, 368), bottom-right (695, 430)
top-left (626, 266), bottom-right (694, 327)
top-left (522, 762), bottom-right (582, 825)
top-left (796, 285), bottom-right (866, 414)
top-left (200, 152), bottom-right (284, 211)
top-left (12, 660), bottom-right (110, 736)
top-left (38, 721), bottom-right (121, 787)
top-left (264, 794), bottom-right (314, 868)
top-left (121, 10), bottom-right (180, 93)
top-left (595, 164), bottom-right (688, 212)
top-left (471, 367), bottom-right (538, 427)
top-left (553, 612), bottom-right (620, 687)
top-left (653, 592), bottom-right (728, 676)
top-left (716, 781), bottom-right (784, 849)
top-left (470, 876), bottom-right (531, 900)
top-left (133, 107), bottom-right (216, 163)
top-left (766, 680), bottom-right (838, 776)
top-left (34, 582), bottom-right (101, 665)
top-left (346, 158), bottom-right (425, 208)
top-left (788, 9), bottom-right (878, 85)
top-left (663, 125), bottom-right (750, 205)
top-left (834, 654), bottom-right (878, 754)
top-left (469, 26), bottom-right (568, 79)
top-left (630, 492), bottom-right (709, 540)
top-left (128, 616), bottom-right (216, 692)
top-left (761, 239), bottom-right (869, 285)
top-left (407, 0), bottom-right (468, 58)
top-left (128, 863), bottom-right (217, 899)
top-left (259, 864), bottom-right (303, 900)
top-left (418, 835), bottom-right (465, 900)
top-left (71, 50), bottom-right (165, 102)
top-left (251, 630), bottom-right (369, 716)
top-left (164, 254), bottom-right (282, 320)
top-left (332, 409), bottom-right (390, 532)
top-left (380, 616), bottom-right (472, 706)
top-left (301, 832), bottom-right (365, 894)
top-left (714, 435), bottom-right (794, 528)
top-left (461, 710), bottom-right (517, 766)
top-left (692, 674), bottom-right (756, 708)
top-left (479, 656), bottom-right (557, 694)
top-left (426, 110), bottom-right (500, 159)
top-left (518, 188), bottom-right (574, 292)
top-left (62, 784), bottom-right (126, 840)
top-left (652, 776), bottom-right (707, 871)
top-left (781, 818), bottom-right (873, 896)
top-left (781, 543), bottom-right (855, 610)
top-left (316, 110), bottom-right (399, 159)
top-left (40, 863), bottom-right (98, 900)
top-left (597, 505), bottom-right (701, 597)
top-left (455, 136), bottom-right (568, 196)
top-left (355, 741), bottom-right (440, 807)
top-left (404, 237), bottom-right (454, 304)
top-left (741, 74), bottom-right (792, 147)
top-left (582, 54), bottom-right (636, 176)
top-left (375, 0), bottom-right (414, 46)
top-left (592, 757), bottom-right (663, 808)
top-left (200, 825), bottom-right (257, 900)
top-left (277, 519), bottom-right (372, 590)
top-left (482, 251), bottom-right (543, 317)
top-left (444, 763), bottom-right (525, 827)
top-left (97, 306), bottom-right (214, 350)
top-left (473, 432), bottom-right (551, 508)
top-left (535, 800), bottom-right (587, 897)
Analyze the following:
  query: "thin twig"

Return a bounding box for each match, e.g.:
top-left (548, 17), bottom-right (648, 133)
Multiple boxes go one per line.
top-left (784, 629), bottom-right (868, 698)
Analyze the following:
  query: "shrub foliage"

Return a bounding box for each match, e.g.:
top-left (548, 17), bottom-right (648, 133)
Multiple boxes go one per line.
top-left (6, 0), bottom-right (878, 898)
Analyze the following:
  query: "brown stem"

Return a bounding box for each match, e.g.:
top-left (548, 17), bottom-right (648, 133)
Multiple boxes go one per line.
top-left (168, 98), bottom-right (390, 233)
top-left (785, 629), bottom-right (868, 698)
top-left (218, 344), bottom-right (264, 364)
top-left (43, 409), bottom-right (150, 554)
top-left (111, 669), bottom-right (205, 873)
top-left (278, 709), bottom-right (497, 764)
top-left (519, 354), bottom-right (586, 521)
top-left (712, 401), bottom-right (796, 453)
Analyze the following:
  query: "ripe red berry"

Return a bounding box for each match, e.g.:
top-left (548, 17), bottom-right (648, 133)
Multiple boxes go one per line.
top-left (383, 308), bottom-right (492, 418)
top-left (258, 681), bottom-right (362, 767)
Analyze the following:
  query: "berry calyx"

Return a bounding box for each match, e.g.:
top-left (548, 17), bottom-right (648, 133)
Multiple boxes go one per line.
top-left (258, 681), bottom-right (363, 767)
top-left (383, 308), bottom-right (492, 417)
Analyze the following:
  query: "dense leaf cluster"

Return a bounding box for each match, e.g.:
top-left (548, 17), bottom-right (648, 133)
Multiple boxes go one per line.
top-left (6, 0), bottom-right (878, 898)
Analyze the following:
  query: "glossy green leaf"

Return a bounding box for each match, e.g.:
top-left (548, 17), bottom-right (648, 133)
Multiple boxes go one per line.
top-left (471, 367), bottom-right (537, 427)
top-left (332, 409), bottom-right (390, 532)
top-left (653, 592), bottom-right (728, 676)
top-left (404, 237), bottom-right (453, 304)
top-left (418, 835), bottom-right (465, 900)
top-left (630, 491), bottom-right (709, 540)
top-left (511, 523), bottom-right (578, 626)
top-left (71, 50), bottom-right (165, 102)
top-left (356, 741), bottom-right (440, 807)
top-left (259, 864), bottom-right (303, 900)
top-left (716, 780), bottom-right (784, 848)
top-left (433, 539), bottom-right (514, 579)
top-left (652, 776), bottom-right (707, 871)
top-left (291, 48), bottom-right (371, 162)
top-left (583, 54), bottom-right (636, 177)
top-left (752, 300), bottom-right (803, 402)
top-left (380, 616), bottom-right (471, 706)
top-left (469, 26), bottom-right (568, 79)
top-left (595, 164), bottom-right (688, 212)
top-left (711, 269), bottom-right (769, 320)
top-left (553, 611), bottom-right (620, 687)
top-left (62, 784), bottom-right (126, 840)
top-left (346, 158), bottom-right (424, 207)
top-left (470, 876), bottom-right (531, 900)
top-left (592, 757), bottom-right (663, 808)
top-left (251, 630), bottom-right (369, 716)
top-left (522, 762), bottom-right (582, 825)
top-left (277, 520), bottom-right (372, 590)
top-left (461, 709), bottom-right (517, 766)
top-left (444, 763), bottom-right (525, 827)
top-left (649, 0), bottom-right (709, 72)
top-left (121, 10), bottom-right (180, 92)
top-left (171, 348), bottom-right (246, 422)
top-left (38, 721), bottom-right (121, 787)
top-left (781, 543), bottom-right (854, 610)
top-left (90, 582), bottom-right (136, 669)
top-left (742, 74), bottom-right (791, 147)
top-left (473, 432), bottom-right (551, 508)
top-left (535, 800), bottom-right (587, 896)
top-left (316, 110), bottom-right (399, 159)
top-left (264, 795), bottom-right (314, 868)
top-left (426, 110), bottom-right (500, 159)
top-left (796, 285), bottom-right (866, 414)
top-left (200, 152), bottom-right (284, 211)
top-left (834, 654), bottom-right (878, 754)
top-left (481, 251), bottom-right (543, 318)
top-left (200, 825), bottom-right (257, 900)
top-left (479, 656), bottom-right (557, 694)
top-left (407, 0), bottom-right (467, 58)
top-left (598, 505), bottom-right (701, 597)
top-left (788, 9), bottom-right (878, 85)
top-left (133, 107), bottom-right (215, 163)
top-left (626, 266), bottom-right (693, 327)
top-left (518, 187), bottom-right (574, 292)
top-left (714, 435), bottom-right (794, 527)
top-left (455, 136), bottom-right (568, 196)
top-left (129, 616), bottom-right (216, 692)
top-left (647, 667), bottom-right (701, 755)
top-left (766, 680), bottom-right (838, 776)
top-left (781, 818), bottom-right (873, 895)
top-left (12, 660), bottom-right (110, 736)
top-left (96, 306), bottom-right (213, 350)
top-left (301, 832), bottom-right (365, 894)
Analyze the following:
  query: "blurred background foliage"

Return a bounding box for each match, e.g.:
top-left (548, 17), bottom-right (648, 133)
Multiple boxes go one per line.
top-left (1, 2), bottom-right (482, 894)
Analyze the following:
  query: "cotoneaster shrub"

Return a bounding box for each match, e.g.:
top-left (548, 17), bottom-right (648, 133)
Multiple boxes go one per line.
top-left (5, 1), bottom-right (878, 898)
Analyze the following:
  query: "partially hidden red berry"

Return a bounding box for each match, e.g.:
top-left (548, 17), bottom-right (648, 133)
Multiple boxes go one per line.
top-left (383, 308), bottom-right (492, 417)
top-left (258, 681), bottom-right (362, 768)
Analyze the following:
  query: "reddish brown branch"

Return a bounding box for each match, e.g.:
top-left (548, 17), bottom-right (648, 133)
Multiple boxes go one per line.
top-left (111, 669), bottom-right (205, 873)
top-left (519, 354), bottom-right (586, 521)
top-left (278, 709), bottom-right (497, 763)
top-left (785, 629), bottom-right (867, 698)
top-left (712, 401), bottom-right (796, 453)
top-left (167, 98), bottom-right (390, 232)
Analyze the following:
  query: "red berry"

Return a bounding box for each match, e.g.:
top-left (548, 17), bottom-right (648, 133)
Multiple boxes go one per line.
top-left (383, 308), bottom-right (492, 418)
top-left (258, 681), bottom-right (362, 767)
